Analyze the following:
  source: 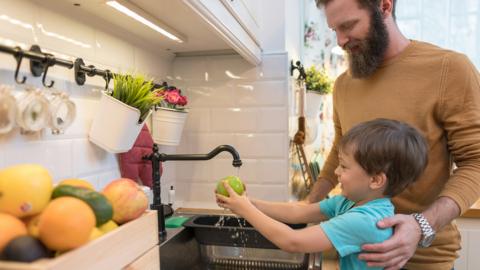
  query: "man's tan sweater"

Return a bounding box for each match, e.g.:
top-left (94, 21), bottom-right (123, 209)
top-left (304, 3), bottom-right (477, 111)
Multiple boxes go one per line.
top-left (319, 40), bottom-right (480, 270)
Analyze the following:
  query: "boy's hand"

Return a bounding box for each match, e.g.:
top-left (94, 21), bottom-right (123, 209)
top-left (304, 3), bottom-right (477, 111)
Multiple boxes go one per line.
top-left (215, 180), bottom-right (252, 216)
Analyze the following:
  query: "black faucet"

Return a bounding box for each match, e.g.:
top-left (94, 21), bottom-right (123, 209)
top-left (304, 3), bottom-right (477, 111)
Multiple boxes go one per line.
top-left (143, 144), bottom-right (242, 241)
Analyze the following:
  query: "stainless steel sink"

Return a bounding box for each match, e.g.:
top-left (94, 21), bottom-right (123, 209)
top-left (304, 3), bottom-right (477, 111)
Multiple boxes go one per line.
top-left (160, 215), bottom-right (321, 270)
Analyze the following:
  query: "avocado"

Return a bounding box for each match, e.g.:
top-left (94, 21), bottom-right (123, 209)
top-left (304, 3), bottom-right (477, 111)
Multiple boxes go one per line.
top-left (3, 236), bottom-right (51, 262)
top-left (52, 185), bottom-right (114, 226)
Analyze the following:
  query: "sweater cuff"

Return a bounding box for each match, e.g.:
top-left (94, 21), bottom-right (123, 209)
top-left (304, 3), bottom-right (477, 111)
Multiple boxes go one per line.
top-left (438, 190), bottom-right (470, 215)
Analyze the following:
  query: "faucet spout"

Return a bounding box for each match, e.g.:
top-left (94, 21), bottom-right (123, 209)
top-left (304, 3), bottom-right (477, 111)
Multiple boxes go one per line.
top-left (142, 144), bottom-right (242, 243)
top-left (158, 144), bottom-right (242, 167)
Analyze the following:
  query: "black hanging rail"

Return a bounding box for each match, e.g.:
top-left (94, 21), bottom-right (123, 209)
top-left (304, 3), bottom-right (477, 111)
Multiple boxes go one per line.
top-left (0, 43), bottom-right (166, 89)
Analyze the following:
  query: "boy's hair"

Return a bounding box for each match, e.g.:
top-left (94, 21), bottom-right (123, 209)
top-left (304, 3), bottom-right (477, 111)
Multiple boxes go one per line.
top-left (316, 0), bottom-right (397, 20)
top-left (339, 118), bottom-right (428, 197)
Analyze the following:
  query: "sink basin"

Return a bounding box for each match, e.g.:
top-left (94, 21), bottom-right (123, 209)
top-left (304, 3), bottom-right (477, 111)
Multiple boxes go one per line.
top-left (160, 215), bottom-right (321, 270)
top-left (183, 215), bottom-right (306, 249)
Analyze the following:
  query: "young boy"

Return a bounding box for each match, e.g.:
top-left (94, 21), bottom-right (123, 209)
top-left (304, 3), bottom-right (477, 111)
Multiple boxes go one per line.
top-left (216, 118), bottom-right (428, 270)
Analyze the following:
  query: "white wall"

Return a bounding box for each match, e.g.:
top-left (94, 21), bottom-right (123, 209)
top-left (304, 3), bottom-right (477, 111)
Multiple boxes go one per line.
top-left (0, 0), bottom-right (302, 208)
top-left (169, 53), bottom-right (290, 208)
top-left (0, 0), bottom-right (173, 192)
top-left (164, 0), bottom-right (303, 208)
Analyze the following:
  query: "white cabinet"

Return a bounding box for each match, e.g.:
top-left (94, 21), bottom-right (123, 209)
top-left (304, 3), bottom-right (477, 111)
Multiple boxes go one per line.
top-left (220, 0), bottom-right (260, 44)
top-left (455, 218), bottom-right (480, 270)
top-left (183, 0), bottom-right (262, 65)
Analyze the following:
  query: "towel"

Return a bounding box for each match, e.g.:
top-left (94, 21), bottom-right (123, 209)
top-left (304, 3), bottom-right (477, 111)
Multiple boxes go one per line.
top-left (119, 124), bottom-right (161, 187)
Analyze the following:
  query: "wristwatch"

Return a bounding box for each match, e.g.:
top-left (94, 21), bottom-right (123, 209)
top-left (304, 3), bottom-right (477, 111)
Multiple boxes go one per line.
top-left (412, 213), bottom-right (436, 248)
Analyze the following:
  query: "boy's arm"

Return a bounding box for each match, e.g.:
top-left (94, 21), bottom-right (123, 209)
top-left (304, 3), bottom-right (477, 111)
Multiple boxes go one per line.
top-left (250, 198), bottom-right (329, 224)
top-left (216, 182), bottom-right (333, 253)
top-left (243, 204), bottom-right (333, 253)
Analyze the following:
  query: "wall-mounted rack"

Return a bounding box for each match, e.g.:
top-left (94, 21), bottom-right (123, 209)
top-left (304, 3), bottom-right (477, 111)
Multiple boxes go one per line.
top-left (0, 43), bottom-right (166, 89)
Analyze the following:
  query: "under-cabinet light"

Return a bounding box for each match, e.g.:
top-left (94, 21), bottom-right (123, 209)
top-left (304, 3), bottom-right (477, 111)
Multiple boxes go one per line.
top-left (106, 0), bottom-right (184, 43)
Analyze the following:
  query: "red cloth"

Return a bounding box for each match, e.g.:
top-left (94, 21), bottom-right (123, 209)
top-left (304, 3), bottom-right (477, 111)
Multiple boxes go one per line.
top-left (119, 125), bottom-right (161, 187)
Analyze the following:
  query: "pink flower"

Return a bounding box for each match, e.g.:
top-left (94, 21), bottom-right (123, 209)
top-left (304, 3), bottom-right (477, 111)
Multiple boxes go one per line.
top-left (178, 95), bottom-right (187, 106)
top-left (166, 90), bottom-right (181, 105)
top-left (156, 87), bottom-right (188, 109)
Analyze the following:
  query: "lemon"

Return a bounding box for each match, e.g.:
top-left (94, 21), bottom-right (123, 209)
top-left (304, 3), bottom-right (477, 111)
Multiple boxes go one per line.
top-left (98, 220), bottom-right (119, 234)
top-left (58, 178), bottom-right (95, 190)
top-left (24, 214), bottom-right (41, 238)
top-left (0, 164), bottom-right (53, 218)
top-left (89, 227), bottom-right (104, 241)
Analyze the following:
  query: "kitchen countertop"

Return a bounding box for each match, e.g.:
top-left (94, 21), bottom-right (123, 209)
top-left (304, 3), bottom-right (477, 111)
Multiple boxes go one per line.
top-left (177, 199), bottom-right (480, 218)
top-left (461, 199), bottom-right (480, 218)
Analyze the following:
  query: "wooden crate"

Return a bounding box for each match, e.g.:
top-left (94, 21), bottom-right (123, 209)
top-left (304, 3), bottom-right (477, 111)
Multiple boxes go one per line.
top-left (124, 245), bottom-right (159, 270)
top-left (0, 211), bottom-right (159, 270)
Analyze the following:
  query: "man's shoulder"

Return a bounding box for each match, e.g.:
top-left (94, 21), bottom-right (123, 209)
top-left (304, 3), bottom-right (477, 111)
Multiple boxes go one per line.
top-left (412, 40), bottom-right (469, 64)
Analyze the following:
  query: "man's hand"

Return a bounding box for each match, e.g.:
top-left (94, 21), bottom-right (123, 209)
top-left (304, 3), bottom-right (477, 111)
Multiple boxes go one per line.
top-left (358, 214), bottom-right (421, 270)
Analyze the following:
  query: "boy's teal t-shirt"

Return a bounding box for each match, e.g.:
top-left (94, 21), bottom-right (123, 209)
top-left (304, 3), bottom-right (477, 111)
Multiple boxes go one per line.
top-left (319, 195), bottom-right (394, 270)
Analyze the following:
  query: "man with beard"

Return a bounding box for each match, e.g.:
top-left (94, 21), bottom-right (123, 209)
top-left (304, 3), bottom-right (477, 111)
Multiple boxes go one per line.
top-left (305, 0), bottom-right (480, 269)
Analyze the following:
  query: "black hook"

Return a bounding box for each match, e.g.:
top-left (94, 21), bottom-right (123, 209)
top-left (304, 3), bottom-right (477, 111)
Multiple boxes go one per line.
top-left (74, 58), bottom-right (86, 85)
top-left (42, 54), bottom-right (55, 88)
top-left (103, 70), bottom-right (111, 90)
top-left (290, 60), bottom-right (306, 81)
top-left (13, 47), bottom-right (27, 84)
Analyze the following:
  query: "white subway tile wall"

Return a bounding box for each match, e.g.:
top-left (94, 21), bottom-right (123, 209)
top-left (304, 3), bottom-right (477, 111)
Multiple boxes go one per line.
top-left (0, 0), bottom-right (172, 195)
top-left (0, 0), bottom-right (293, 208)
top-left (169, 53), bottom-right (290, 208)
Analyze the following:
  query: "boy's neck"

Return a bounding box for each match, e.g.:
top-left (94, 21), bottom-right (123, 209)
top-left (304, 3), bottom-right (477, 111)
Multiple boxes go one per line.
top-left (354, 193), bottom-right (388, 207)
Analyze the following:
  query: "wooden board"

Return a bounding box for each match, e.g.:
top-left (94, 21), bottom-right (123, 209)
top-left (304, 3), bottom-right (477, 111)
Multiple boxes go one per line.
top-left (0, 211), bottom-right (158, 270)
top-left (123, 245), bottom-right (159, 270)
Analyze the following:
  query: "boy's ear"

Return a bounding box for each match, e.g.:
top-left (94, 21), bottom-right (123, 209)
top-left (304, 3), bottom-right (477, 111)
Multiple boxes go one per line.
top-left (370, 172), bottom-right (387, 191)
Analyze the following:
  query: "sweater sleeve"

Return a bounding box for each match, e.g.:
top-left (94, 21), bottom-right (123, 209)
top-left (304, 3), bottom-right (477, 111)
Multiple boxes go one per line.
top-left (438, 52), bottom-right (480, 214)
top-left (319, 76), bottom-right (342, 187)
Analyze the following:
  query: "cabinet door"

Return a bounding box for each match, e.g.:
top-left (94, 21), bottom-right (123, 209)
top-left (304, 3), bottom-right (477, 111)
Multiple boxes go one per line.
top-left (220, 0), bottom-right (260, 45)
top-left (455, 218), bottom-right (480, 270)
top-left (183, 0), bottom-right (261, 65)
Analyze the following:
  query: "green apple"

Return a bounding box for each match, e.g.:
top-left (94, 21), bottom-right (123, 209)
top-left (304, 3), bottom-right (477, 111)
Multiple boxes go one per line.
top-left (216, 176), bottom-right (244, 197)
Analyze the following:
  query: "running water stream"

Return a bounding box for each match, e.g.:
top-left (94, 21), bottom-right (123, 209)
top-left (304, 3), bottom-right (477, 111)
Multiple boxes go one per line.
top-left (214, 170), bottom-right (251, 259)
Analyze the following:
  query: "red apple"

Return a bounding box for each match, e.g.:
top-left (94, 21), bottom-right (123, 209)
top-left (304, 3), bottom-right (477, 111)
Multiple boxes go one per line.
top-left (102, 178), bottom-right (148, 224)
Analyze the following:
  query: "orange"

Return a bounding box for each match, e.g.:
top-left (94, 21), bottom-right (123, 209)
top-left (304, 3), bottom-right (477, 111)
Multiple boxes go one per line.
top-left (0, 213), bottom-right (28, 252)
top-left (38, 197), bottom-right (95, 251)
top-left (0, 164), bottom-right (53, 217)
top-left (58, 178), bottom-right (95, 190)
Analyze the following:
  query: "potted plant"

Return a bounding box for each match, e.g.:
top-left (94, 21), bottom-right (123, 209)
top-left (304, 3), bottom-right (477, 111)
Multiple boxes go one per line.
top-left (151, 86), bottom-right (189, 146)
top-left (304, 66), bottom-right (333, 118)
top-left (89, 74), bottom-right (163, 153)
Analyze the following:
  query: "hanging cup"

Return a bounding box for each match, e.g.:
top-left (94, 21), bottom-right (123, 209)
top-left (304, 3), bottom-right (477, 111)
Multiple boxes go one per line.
top-left (48, 92), bottom-right (76, 135)
top-left (0, 85), bottom-right (18, 134)
top-left (16, 87), bottom-right (50, 133)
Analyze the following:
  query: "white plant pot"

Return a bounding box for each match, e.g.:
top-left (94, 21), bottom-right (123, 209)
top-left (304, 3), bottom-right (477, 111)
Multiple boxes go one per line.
top-left (305, 91), bottom-right (325, 118)
top-left (89, 92), bottom-right (150, 153)
top-left (152, 107), bottom-right (188, 146)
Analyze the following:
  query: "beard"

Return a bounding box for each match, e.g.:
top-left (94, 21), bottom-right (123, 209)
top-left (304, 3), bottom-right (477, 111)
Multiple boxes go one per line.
top-left (344, 8), bottom-right (389, 78)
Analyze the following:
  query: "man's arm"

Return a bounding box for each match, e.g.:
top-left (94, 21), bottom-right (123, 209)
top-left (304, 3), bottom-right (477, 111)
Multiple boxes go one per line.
top-left (359, 196), bottom-right (460, 270)
top-left (305, 177), bottom-right (336, 203)
top-left (423, 196), bottom-right (460, 231)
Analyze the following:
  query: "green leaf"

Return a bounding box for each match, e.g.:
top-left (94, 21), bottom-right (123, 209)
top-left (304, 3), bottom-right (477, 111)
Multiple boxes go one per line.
top-left (111, 73), bottom-right (163, 122)
top-left (305, 66), bottom-right (333, 95)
